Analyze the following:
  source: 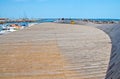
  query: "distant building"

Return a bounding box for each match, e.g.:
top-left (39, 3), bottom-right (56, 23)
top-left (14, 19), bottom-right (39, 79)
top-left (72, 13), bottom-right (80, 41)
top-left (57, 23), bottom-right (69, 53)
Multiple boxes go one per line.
top-left (0, 18), bottom-right (8, 21)
top-left (0, 18), bottom-right (9, 24)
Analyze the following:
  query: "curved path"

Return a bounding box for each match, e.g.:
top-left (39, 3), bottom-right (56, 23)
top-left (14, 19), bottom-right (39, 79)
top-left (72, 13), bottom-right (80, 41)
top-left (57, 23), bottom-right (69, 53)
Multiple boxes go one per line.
top-left (0, 23), bottom-right (111, 79)
top-left (96, 24), bottom-right (120, 79)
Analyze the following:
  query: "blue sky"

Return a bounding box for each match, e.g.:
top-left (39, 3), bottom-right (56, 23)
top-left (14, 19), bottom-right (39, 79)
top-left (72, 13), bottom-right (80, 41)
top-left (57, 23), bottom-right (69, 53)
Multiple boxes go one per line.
top-left (0, 0), bottom-right (120, 19)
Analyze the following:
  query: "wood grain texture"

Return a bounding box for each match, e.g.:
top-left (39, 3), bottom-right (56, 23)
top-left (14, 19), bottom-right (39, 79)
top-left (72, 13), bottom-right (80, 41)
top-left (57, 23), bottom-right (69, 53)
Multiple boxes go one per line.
top-left (0, 23), bottom-right (111, 79)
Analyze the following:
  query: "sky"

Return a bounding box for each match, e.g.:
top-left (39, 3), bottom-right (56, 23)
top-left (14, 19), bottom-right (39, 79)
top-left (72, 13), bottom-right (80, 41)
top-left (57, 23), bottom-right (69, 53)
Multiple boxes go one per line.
top-left (0, 0), bottom-right (120, 19)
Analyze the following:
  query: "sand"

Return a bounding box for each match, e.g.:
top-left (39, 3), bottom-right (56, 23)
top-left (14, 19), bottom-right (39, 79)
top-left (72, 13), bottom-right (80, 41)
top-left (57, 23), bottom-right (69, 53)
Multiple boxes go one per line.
top-left (0, 23), bottom-right (111, 79)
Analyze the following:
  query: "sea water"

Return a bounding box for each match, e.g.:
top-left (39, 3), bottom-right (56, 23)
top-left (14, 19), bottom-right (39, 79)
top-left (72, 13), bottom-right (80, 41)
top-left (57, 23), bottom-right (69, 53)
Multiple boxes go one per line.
top-left (0, 19), bottom-right (56, 32)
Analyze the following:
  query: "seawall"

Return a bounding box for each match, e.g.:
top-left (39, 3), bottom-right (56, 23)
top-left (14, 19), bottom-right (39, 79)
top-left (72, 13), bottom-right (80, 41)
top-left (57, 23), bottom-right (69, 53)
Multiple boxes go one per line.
top-left (95, 24), bottom-right (120, 79)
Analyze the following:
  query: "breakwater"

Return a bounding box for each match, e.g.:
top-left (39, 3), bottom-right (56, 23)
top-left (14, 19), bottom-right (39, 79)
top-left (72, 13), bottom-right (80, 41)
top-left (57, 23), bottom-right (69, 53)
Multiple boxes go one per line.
top-left (0, 23), bottom-right (111, 79)
top-left (95, 24), bottom-right (120, 79)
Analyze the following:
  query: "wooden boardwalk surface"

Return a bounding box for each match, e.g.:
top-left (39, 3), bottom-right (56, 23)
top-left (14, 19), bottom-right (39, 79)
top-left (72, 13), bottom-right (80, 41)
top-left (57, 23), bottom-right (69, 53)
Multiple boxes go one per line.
top-left (0, 23), bottom-right (111, 79)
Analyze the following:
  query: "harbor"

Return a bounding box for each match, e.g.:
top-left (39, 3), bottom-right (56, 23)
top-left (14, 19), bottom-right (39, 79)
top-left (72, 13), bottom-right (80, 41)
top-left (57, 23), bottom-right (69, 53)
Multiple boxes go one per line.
top-left (0, 0), bottom-right (120, 79)
top-left (0, 18), bottom-right (120, 35)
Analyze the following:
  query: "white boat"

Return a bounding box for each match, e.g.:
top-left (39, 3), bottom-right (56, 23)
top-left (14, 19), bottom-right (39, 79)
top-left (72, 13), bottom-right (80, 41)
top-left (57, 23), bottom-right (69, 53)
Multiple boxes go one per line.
top-left (0, 30), bottom-right (6, 35)
top-left (7, 27), bottom-right (16, 32)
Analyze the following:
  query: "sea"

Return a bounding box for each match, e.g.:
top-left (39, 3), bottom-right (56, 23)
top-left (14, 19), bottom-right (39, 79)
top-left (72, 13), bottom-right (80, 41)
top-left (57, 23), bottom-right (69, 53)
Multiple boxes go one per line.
top-left (0, 18), bottom-right (120, 31)
top-left (0, 19), bottom-right (57, 31)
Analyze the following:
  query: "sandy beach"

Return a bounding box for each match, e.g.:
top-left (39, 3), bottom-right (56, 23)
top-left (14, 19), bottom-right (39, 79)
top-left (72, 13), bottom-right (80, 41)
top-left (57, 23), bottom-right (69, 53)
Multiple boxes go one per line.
top-left (0, 23), bottom-right (111, 79)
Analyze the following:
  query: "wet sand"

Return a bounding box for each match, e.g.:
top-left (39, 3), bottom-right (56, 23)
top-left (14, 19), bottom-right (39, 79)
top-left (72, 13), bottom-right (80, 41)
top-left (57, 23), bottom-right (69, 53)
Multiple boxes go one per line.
top-left (0, 23), bottom-right (111, 79)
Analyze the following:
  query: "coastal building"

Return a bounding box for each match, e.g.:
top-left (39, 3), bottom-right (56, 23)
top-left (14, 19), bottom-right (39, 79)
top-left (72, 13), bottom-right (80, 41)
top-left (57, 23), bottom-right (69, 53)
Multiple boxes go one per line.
top-left (0, 18), bottom-right (8, 24)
